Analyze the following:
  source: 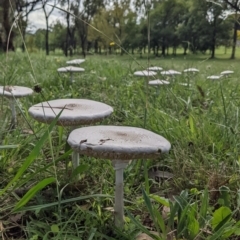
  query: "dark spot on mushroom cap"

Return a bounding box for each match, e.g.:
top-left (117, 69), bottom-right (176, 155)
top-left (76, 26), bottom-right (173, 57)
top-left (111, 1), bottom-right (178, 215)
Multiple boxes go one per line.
top-left (158, 149), bottom-right (162, 153)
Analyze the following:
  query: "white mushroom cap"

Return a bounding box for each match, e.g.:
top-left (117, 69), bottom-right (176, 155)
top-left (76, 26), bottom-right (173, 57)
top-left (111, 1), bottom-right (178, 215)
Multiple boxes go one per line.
top-left (0, 86), bottom-right (33, 98)
top-left (67, 126), bottom-right (171, 160)
top-left (134, 70), bottom-right (157, 77)
top-left (148, 80), bottom-right (170, 86)
top-left (161, 70), bottom-right (181, 75)
top-left (28, 99), bottom-right (113, 126)
top-left (207, 75), bottom-right (223, 80)
top-left (66, 59), bottom-right (85, 65)
top-left (147, 66), bottom-right (163, 71)
top-left (183, 68), bottom-right (199, 73)
top-left (220, 70), bottom-right (234, 75)
top-left (57, 66), bottom-right (85, 73)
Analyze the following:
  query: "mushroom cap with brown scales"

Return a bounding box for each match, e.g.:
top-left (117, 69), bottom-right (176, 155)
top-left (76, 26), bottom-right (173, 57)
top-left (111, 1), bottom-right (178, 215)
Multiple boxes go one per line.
top-left (28, 99), bottom-right (113, 126)
top-left (134, 70), bottom-right (157, 77)
top-left (57, 66), bottom-right (85, 73)
top-left (0, 86), bottom-right (33, 98)
top-left (67, 126), bottom-right (171, 160)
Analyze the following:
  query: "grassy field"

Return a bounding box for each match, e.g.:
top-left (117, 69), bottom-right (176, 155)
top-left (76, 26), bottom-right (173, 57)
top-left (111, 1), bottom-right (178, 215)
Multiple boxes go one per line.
top-left (0, 49), bottom-right (240, 239)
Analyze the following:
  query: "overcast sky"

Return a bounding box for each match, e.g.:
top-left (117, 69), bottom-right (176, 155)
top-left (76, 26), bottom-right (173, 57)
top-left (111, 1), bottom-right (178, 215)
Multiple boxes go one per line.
top-left (27, 4), bottom-right (66, 32)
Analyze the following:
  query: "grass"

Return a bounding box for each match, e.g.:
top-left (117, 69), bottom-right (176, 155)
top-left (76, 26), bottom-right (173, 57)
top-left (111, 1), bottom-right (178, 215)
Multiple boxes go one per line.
top-left (0, 48), bottom-right (240, 239)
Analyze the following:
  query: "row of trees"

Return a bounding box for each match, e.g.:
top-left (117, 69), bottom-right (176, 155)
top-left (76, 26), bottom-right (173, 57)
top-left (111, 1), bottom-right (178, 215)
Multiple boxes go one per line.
top-left (1, 0), bottom-right (240, 58)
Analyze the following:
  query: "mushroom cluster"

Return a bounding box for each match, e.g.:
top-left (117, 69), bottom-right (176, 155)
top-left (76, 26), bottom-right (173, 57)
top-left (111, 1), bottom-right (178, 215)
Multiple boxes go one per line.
top-left (57, 58), bottom-right (86, 83)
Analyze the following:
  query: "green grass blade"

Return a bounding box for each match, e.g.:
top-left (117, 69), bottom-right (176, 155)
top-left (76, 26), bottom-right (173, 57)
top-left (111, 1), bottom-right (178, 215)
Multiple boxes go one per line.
top-left (15, 194), bottom-right (113, 212)
top-left (0, 109), bottom-right (63, 196)
top-left (142, 188), bottom-right (161, 233)
top-left (13, 177), bottom-right (56, 211)
top-left (71, 164), bottom-right (89, 179)
top-left (87, 228), bottom-right (97, 240)
top-left (0, 145), bottom-right (19, 149)
top-left (126, 210), bottom-right (160, 240)
top-left (199, 189), bottom-right (209, 228)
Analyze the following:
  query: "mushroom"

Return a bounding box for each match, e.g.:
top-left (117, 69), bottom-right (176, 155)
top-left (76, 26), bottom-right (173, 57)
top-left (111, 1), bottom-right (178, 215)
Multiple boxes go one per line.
top-left (67, 125), bottom-right (171, 228)
top-left (148, 80), bottom-right (170, 95)
top-left (160, 70), bottom-right (181, 78)
top-left (0, 85), bottom-right (33, 128)
top-left (148, 80), bottom-right (170, 86)
top-left (147, 66), bottom-right (163, 71)
top-left (207, 75), bottom-right (223, 80)
top-left (220, 70), bottom-right (234, 77)
top-left (57, 66), bottom-right (85, 83)
top-left (66, 59), bottom-right (85, 65)
top-left (133, 70), bottom-right (157, 78)
top-left (183, 68), bottom-right (199, 73)
top-left (28, 99), bottom-right (113, 175)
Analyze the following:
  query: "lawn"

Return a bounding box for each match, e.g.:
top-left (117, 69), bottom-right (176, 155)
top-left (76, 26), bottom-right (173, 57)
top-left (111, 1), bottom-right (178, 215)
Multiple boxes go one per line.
top-left (0, 49), bottom-right (240, 239)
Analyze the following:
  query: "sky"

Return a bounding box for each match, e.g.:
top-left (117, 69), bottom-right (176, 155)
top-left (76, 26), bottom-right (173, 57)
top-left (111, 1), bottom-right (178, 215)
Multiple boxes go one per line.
top-left (27, 3), bottom-right (66, 32)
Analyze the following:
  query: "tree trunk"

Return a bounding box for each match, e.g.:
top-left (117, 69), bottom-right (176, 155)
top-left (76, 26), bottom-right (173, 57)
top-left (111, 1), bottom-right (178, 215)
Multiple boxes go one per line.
top-left (211, 18), bottom-right (217, 59)
top-left (161, 45), bottom-right (166, 56)
top-left (183, 46), bottom-right (187, 55)
top-left (45, 19), bottom-right (49, 55)
top-left (231, 14), bottom-right (238, 59)
top-left (2, 0), bottom-right (15, 51)
top-left (81, 37), bottom-right (86, 58)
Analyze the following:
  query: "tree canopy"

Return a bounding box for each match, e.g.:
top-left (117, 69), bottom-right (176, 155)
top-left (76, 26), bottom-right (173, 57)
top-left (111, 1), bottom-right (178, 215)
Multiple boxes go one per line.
top-left (0, 0), bottom-right (239, 58)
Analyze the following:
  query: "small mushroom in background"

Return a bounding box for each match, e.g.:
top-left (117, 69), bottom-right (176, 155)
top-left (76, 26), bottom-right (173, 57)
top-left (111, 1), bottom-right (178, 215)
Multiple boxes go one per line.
top-left (183, 68), bottom-right (199, 73)
top-left (67, 125), bottom-right (171, 228)
top-left (207, 75), bottom-right (223, 80)
top-left (66, 59), bottom-right (85, 65)
top-left (57, 66), bottom-right (85, 83)
top-left (148, 80), bottom-right (170, 86)
top-left (133, 70), bottom-right (157, 78)
top-left (0, 86), bottom-right (33, 129)
top-left (148, 80), bottom-right (170, 95)
top-left (147, 66), bottom-right (163, 71)
top-left (220, 70), bottom-right (234, 77)
top-left (28, 99), bottom-right (113, 178)
top-left (160, 70), bottom-right (181, 79)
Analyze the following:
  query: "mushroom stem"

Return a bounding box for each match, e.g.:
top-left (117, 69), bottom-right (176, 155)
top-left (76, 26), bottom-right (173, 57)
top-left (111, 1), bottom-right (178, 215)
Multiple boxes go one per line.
top-left (144, 78), bottom-right (149, 128)
top-left (71, 126), bottom-right (80, 180)
top-left (113, 159), bottom-right (129, 228)
top-left (72, 151), bottom-right (79, 168)
top-left (10, 98), bottom-right (16, 129)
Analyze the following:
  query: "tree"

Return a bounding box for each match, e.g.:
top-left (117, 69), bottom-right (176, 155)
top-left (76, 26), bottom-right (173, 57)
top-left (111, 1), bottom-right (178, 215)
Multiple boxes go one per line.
top-left (75, 0), bottom-right (104, 57)
top-left (0, 0), bottom-right (15, 51)
top-left (149, 0), bottom-right (185, 56)
top-left (42, 0), bottom-right (58, 55)
top-left (15, 0), bottom-right (42, 52)
top-left (207, 0), bottom-right (240, 58)
top-left (88, 8), bottom-right (115, 53)
top-left (0, 0), bottom-right (41, 51)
